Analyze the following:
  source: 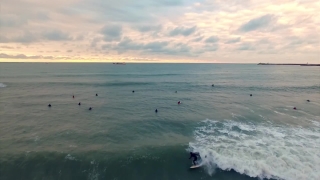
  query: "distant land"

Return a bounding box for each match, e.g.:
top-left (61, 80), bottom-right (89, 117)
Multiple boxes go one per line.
top-left (258, 63), bottom-right (320, 66)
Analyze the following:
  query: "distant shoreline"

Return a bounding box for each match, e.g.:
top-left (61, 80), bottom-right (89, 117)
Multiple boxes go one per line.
top-left (258, 63), bottom-right (320, 66)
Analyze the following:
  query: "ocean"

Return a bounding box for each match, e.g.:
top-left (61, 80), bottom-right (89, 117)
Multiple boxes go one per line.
top-left (0, 63), bottom-right (319, 180)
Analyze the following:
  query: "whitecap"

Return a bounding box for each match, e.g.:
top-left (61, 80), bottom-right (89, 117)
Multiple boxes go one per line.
top-left (0, 83), bottom-right (7, 88)
top-left (65, 154), bottom-right (76, 161)
top-left (274, 111), bottom-right (286, 115)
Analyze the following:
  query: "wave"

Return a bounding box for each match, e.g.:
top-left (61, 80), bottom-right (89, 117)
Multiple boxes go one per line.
top-left (0, 83), bottom-right (7, 88)
top-left (213, 85), bottom-right (320, 92)
top-left (51, 73), bottom-right (183, 78)
top-left (189, 119), bottom-right (320, 180)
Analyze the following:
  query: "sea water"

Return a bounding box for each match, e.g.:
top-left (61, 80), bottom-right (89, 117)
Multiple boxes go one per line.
top-left (0, 63), bottom-right (319, 180)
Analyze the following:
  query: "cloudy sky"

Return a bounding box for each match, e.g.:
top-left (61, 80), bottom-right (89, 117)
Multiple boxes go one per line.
top-left (0, 0), bottom-right (319, 63)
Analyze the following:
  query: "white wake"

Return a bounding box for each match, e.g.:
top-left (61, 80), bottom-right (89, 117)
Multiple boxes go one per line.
top-left (189, 119), bottom-right (320, 180)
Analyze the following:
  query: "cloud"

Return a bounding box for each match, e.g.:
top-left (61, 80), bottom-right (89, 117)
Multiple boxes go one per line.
top-left (109, 37), bottom-right (170, 54)
top-left (1, 0), bottom-right (319, 63)
top-left (114, 38), bottom-right (194, 56)
top-left (203, 44), bottom-right (219, 51)
top-left (237, 43), bottom-right (255, 51)
top-left (36, 12), bottom-right (50, 21)
top-left (192, 36), bottom-right (203, 42)
top-left (43, 30), bottom-right (71, 41)
top-left (136, 25), bottom-right (162, 32)
top-left (0, 46), bottom-right (15, 49)
top-left (144, 41), bottom-right (169, 52)
top-left (0, 31), bottom-right (37, 43)
top-left (156, 0), bottom-right (183, 6)
top-left (74, 34), bottom-right (84, 41)
top-left (101, 25), bottom-right (122, 41)
top-left (169, 26), bottom-right (197, 36)
top-left (225, 37), bottom-right (241, 44)
top-left (161, 43), bottom-right (192, 55)
top-left (91, 37), bottom-right (102, 48)
top-left (0, 14), bottom-right (27, 28)
top-left (0, 53), bottom-right (54, 59)
top-left (205, 36), bottom-right (219, 43)
top-left (238, 14), bottom-right (275, 32)
top-left (117, 37), bottom-right (143, 50)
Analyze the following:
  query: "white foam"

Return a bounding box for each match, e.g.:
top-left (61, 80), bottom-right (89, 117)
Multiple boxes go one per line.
top-left (309, 120), bottom-right (320, 128)
top-left (0, 83), bottom-right (7, 88)
top-left (189, 119), bottom-right (320, 180)
top-left (65, 154), bottom-right (76, 161)
top-left (274, 111), bottom-right (286, 115)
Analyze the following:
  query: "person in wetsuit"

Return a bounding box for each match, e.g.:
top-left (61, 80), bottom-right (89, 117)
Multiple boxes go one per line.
top-left (189, 152), bottom-right (200, 165)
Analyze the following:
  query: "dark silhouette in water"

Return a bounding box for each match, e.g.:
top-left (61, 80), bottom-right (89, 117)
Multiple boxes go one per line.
top-left (250, 94), bottom-right (252, 96)
top-left (155, 109), bottom-right (158, 113)
top-left (189, 152), bottom-right (200, 165)
top-left (78, 102), bottom-right (81, 106)
top-left (132, 90), bottom-right (135, 93)
top-left (89, 107), bottom-right (92, 110)
top-left (175, 91), bottom-right (177, 93)
top-left (293, 107), bottom-right (297, 110)
top-left (96, 94), bottom-right (98, 96)
top-left (212, 84), bottom-right (214, 87)
top-left (178, 101), bottom-right (181, 105)
top-left (73, 95), bottom-right (75, 99)
top-left (48, 104), bottom-right (51, 107)
top-left (307, 100), bottom-right (310, 102)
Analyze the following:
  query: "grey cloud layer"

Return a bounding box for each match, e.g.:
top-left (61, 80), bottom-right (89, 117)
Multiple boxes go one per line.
top-left (101, 25), bottom-right (122, 41)
top-left (43, 30), bottom-right (71, 41)
top-left (169, 26), bottom-right (197, 36)
top-left (205, 36), bottom-right (219, 43)
top-left (0, 53), bottom-right (54, 59)
top-left (238, 14), bottom-right (275, 32)
top-left (1, 0), bottom-right (319, 62)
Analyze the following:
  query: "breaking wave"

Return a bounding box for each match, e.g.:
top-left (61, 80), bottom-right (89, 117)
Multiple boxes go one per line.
top-left (189, 119), bottom-right (320, 180)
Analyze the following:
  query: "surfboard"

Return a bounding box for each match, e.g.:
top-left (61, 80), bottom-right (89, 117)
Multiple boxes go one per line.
top-left (190, 164), bottom-right (202, 169)
top-left (190, 160), bottom-right (202, 169)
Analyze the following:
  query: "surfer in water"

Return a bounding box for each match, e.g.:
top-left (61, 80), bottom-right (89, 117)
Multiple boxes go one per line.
top-left (189, 152), bottom-right (200, 165)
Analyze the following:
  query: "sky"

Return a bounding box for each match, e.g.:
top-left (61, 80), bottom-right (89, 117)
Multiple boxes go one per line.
top-left (0, 0), bottom-right (319, 63)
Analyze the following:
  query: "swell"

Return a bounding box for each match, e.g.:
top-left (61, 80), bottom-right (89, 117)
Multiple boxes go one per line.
top-left (1, 73), bottom-right (184, 78)
top-left (0, 146), bottom-right (257, 180)
top-left (8, 80), bottom-right (320, 93)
